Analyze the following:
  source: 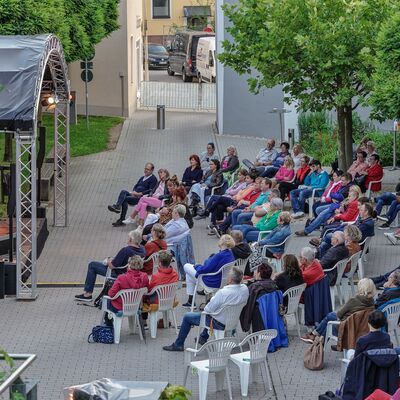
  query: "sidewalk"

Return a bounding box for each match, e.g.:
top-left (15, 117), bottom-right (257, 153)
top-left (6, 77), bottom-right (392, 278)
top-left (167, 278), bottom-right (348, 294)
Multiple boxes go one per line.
top-left (0, 110), bottom-right (399, 399)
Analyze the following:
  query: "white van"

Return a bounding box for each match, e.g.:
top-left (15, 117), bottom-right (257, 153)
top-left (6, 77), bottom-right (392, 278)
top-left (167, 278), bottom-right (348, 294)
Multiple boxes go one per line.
top-left (196, 37), bottom-right (216, 83)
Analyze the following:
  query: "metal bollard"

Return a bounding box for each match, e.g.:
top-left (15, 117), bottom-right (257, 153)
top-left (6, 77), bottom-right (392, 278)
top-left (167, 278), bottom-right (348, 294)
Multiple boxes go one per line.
top-left (0, 261), bottom-right (4, 299)
top-left (157, 105), bottom-right (165, 130)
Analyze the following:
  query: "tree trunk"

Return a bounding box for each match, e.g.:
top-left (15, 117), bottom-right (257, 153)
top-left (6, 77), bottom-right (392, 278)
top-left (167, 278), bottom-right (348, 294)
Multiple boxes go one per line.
top-left (3, 132), bottom-right (13, 162)
top-left (336, 105), bottom-right (353, 171)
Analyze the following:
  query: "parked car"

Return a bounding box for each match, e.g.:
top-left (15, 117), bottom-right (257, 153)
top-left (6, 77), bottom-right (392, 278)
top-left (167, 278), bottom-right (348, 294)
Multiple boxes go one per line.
top-left (147, 43), bottom-right (169, 69)
top-left (166, 31), bottom-right (215, 82)
top-left (196, 37), bottom-right (216, 83)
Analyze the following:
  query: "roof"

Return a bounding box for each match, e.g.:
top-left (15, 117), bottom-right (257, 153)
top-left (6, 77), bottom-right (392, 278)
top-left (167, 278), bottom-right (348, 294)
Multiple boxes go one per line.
top-left (0, 34), bottom-right (65, 132)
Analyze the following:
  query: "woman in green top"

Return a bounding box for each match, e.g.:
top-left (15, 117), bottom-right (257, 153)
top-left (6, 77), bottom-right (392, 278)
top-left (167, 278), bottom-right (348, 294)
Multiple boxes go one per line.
top-left (242, 198), bottom-right (283, 242)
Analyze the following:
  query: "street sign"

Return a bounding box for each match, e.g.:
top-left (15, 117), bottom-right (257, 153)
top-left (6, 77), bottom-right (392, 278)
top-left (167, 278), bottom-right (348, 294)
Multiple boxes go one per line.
top-left (81, 70), bottom-right (93, 82)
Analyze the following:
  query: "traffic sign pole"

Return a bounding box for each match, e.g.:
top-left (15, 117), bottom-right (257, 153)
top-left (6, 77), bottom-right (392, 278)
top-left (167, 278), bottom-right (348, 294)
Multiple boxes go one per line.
top-left (85, 58), bottom-right (89, 129)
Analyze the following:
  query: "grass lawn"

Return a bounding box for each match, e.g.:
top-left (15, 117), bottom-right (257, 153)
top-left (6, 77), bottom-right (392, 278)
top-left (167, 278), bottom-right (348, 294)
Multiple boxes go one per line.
top-left (42, 114), bottom-right (124, 157)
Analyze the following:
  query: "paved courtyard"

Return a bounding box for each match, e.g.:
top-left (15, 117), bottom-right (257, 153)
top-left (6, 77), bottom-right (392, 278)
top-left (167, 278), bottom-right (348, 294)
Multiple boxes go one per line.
top-left (0, 110), bottom-right (399, 399)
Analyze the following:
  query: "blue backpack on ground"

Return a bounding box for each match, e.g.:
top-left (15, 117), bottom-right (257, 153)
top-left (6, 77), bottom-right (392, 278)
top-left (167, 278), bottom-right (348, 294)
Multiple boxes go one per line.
top-left (88, 325), bottom-right (114, 344)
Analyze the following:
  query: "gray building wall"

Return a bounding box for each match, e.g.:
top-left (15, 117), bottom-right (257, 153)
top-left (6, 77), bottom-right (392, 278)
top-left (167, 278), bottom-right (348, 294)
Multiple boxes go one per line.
top-left (216, 0), bottom-right (285, 140)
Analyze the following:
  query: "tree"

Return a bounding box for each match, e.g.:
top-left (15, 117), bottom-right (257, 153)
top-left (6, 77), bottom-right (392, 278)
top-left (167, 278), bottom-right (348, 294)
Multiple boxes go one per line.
top-left (219, 0), bottom-right (396, 170)
top-left (369, 12), bottom-right (400, 122)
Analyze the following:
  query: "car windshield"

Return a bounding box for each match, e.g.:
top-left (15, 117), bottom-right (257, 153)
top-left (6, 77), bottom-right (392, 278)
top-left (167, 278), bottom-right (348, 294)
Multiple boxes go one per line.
top-left (148, 44), bottom-right (167, 55)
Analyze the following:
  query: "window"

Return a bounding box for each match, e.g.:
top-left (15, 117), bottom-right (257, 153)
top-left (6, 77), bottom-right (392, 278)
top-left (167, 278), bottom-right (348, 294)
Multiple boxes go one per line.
top-left (152, 0), bottom-right (170, 19)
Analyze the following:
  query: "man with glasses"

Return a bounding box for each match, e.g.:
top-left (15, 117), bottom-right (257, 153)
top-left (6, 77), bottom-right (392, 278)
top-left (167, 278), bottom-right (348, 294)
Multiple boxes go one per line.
top-left (108, 163), bottom-right (157, 227)
top-left (243, 138), bottom-right (278, 175)
top-left (290, 159), bottom-right (329, 218)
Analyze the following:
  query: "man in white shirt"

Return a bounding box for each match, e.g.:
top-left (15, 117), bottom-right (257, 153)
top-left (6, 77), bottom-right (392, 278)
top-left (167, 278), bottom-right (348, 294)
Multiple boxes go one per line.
top-left (163, 268), bottom-right (249, 351)
top-left (243, 138), bottom-right (277, 174)
top-left (165, 204), bottom-right (190, 245)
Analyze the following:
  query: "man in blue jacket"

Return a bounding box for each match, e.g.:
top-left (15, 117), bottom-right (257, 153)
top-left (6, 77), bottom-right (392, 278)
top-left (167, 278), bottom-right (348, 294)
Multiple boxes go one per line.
top-left (290, 159), bottom-right (329, 218)
top-left (108, 162), bottom-right (157, 227)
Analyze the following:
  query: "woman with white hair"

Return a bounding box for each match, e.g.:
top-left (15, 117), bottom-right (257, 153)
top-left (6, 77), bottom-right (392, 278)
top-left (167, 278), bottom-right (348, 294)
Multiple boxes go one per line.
top-left (164, 204), bottom-right (190, 245)
top-left (301, 278), bottom-right (376, 343)
top-left (242, 197), bottom-right (284, 242)
top-left (220, 146), bottom-right (239, 173)
top-left (74, 229), bottom-right (145, 302)
top-left (182, 234), bottom-right (236, 307)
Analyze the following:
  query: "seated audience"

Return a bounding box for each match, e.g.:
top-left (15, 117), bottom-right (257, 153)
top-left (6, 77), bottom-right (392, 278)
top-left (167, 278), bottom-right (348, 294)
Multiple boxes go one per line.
top-left (299, 247), bottom-right (324, 287)
top-left (240, 263), bottom-right (278, 332)
top-left (143, 224), bottom-right (168, 275)
top-left (239, 197), bottom-right (283, 243)
top-left (220, 145), bottom-right (239, 174)
top-left (376, 189), bottom-right (400, 230)
top-left (366, 141), bottom-right (378, 165)
top-left (343, 224), bottom-right (362, 272)
top-left (375, 270), bottom-right (400, 309)
top-left (75, 229), bottom-right (145, 301)
top-left (274, 254), bottom-right (305, 303)
top-left (230, 230), bottom-right (252, 262)
top-left (108, 162), bottom-right (158, 227)
top-left (348, 151), bottom-right (369, 179)
top-left (252, 211), bottom-right (292, 258)
top-left (199, 142), bottom-right (219, 172)
top-left (295, 184), bottom-right (360, 236)
top-left (182, 155), bottom-right (203, 191)
top-left (354, 310), bottom-right (392, 358)
top-left (290, 159), bottom-right (330, 218)
top-left (261, 142), bottom-right (291, 178)
top-left (147, 250), bottom-right (179, 293)
top-left (358, 154), bottom-right (384, 193)
top-left (272, 155), bottom-right (295, 187)
top-left (355, 136), bottom-right (371, 154)
top-left (311, 170), bottom-right (349, 217)
top-left (314, 201), bottom-right (375, 258)
top-left (163, 268), bottom-right (249, 351)
top-left (189, 159), bottom-right (223, 209)
top-left (371, 265), bottom-right (400, 289)
top-left (165, 205), bottom-right (190, 245)
top-left (195, 169), bottom-right (248, 219)
top-left (182, 234), bottom-right (236, 307)
top-left (106, 255), bottom-right (149, 314)
top-left (278, 155), bottom-right (311, 200)
top-left (242, 138), bottom-right (277, 174)
top-left (301, 278), bottom-right (375, 343)
top-left (124, 168), bottom-right (170, 226)
top-left (291, 144), bottom-right (305, 168)
top-left (245, 188), bottom-right (280, 228)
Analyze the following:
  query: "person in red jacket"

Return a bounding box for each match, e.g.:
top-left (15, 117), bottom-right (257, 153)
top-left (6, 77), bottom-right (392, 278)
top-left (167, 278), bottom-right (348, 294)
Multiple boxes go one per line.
top-left (326, 185), bottom-right (362, 225)
top-left (143, 224), bottom-right (168, 275)
top-left (358, 154), bottom-right (384, 193)
top-left (148, 250), bottom-right (179, 292)
top-left (107, 255), bottom-right (149, 313)
top-left (299, 247), bottom-right (324, 287)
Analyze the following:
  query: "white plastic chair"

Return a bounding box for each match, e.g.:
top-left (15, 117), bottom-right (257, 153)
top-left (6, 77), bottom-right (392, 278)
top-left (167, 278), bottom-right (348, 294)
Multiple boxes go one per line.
top-left (358, 236), bottom-right (372, 279)
top-left (323, 258), bottom-right (348, 309)
top-left (340, 251), bottom-right (362, 302)
top-left (257, 230), bottom-right (271, 241)
top-left (101, 287), bottom-right (148, 344)
top-left (324, 320), bottom-right (340, 351)
top-left (143, 251), bottom-right (161, 276)
top-left (283, 283), bottom-right (307, 337)
top-left (184, 338), bottom-right (239, 400)
top-left (381, 302), bottom-right (400, 346)
top-left (230, 330), bottom-right (277, 397)
top-left (195, 302), bottom-right (247, 349)
top-left (260, 234), bottom-right (294, 273)
top-left (147, 282), bottom-right (181, 339)
top-left (211, 179), bottom-right (227, 196)
top-left (365, 178), bottom-right (383, 199)
top-left (191, 260), bottom-right (236, 311)
top-left (307, 187), bottom-right (326, 218)
top-left (234, 256), bottom-right (250, 274)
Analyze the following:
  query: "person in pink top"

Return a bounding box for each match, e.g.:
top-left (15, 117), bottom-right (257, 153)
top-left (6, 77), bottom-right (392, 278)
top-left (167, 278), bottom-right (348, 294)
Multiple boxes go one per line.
top-left (272, 156), bottom-right (295, 187)
top-left (106, 255), bottom-right (149, 313)
top-left (347, 151), bottom-right (369, 179)
top-left (124, 169), bottom-right (170, 226)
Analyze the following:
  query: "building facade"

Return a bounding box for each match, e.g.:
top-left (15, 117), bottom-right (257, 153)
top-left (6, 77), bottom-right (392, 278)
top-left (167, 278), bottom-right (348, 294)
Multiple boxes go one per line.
top-left (145, 0), bottom-right (214, 44)
top-left (68, 0), bottom-right (143, 117)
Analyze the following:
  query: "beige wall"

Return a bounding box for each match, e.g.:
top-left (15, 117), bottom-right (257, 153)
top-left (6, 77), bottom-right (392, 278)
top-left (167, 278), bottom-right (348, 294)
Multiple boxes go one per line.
top-left (145, 0), bottom-right (213, 42)
top-left (69, 0), bottom-right (143, 117)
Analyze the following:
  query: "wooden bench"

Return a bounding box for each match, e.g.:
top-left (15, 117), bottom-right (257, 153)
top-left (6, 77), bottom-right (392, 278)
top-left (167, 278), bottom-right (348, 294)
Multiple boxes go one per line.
top-left (39, 146), bottom-right (67, 202)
